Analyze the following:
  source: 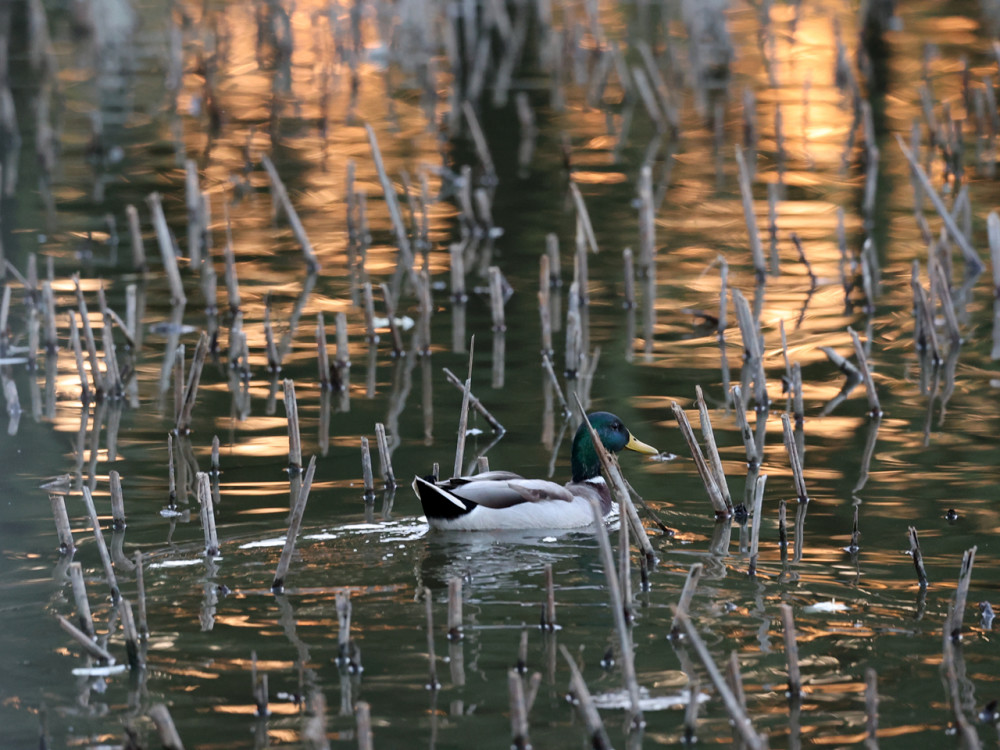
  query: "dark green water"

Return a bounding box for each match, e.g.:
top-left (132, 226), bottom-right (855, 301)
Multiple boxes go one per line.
top-left (2, 0), bottom-right (1000, 747)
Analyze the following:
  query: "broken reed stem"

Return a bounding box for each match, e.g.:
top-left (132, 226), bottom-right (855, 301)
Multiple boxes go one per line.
top-left (176, 331), bottom-right (209, 434)
top-left (374, 422), bottom-right (396, 490)
top-left (950, 546), bottom-right (977, 641)
top-left (364, 124), bottom-right (414, 273)
top-left (361, 437), bottom-right (375, 499)
top-left (68, 561), bottom-right (95, 638)
top-left (424, 588), bottom-right (441, 690)
top-left (147, 704), bottom-right (185, 750)
top-left (895, 135), bottom-right (983, 274)
top-left (68, 310), bottom-right (90, 402)
top-left (541, 563), bottom-right (557, 631)
top-left (355, 701), bottom-right (374, 750)
top-left (316, 312), bottom-right (331, 389)
top-left (462, 101), bottom-right (497, 180)
top-left (196, 472), bottom-right (219, 557)
top-left (453, 339), bottom-right (475, 478)
top-left (167, 433), bottom-right (178, 508)
top-left (135, 551), bottom-right (148, 638)
top-left (865, 668), bottom-right (879, 747)
top-left (81, 486), bottom-right (119, 601)
top-left (251, 651), bottom-right (268, 717)
top-left (588, 498), bottom-right (643, 727)
top-left (731, 288), bottom-right (768, 408)
top-left (730, 386), bottom-right (760, 467)
top-left (848, 327), bottom-right (882, 417)
top-left (541, 353), bottom-right (569, 416)
top-left (622, 247), bottom-right (636, 308)
top-left (507, 668), bottom-right (532, 750)
top-left (336, 589), bottom-right (359, 670)
top-left (109, 470), bottom-right (126, 530)
top-left (446, 577), bottom-right (464, 640)
top-left (442, 367), bottom-right (505, 433)
top-left (450, 243), bottom-right (467, 301)
top-left (146, 192), bottom-right (187, 307)
top-left (695, 385), bottom-right (732, 510)
top-left (185, 159), bottom-right (202, 266)
top-left (126, 204), bottom-right (147, 272)
top-left (284, 379), bottom-right (302, 473)
top-left (780, 603), bottom-right (803, 698)
top-left (672, 608), bottom-right (766, 750)
top-left (488, 265), bottom-right (507, 331)
top-left (734, 147), bottom-right (767, 280)
top-left (684, 670), bottom-right (701, 743)
top-left (574, 395), bottom-right (656, 564)
top-left (223, 237), bottom-right (241, 312)
top-left (260, 155), bottom-right (321, 273)
top-left (264, 293), bottom-right (279, 371)
top-left (362, 282), bottom-right (377, 342)
top-left (73, 276), bottom-right (102, 396)
top-left (119, 596), bottom-right (143, 671)
top-left (670, 562), bottom-right (704, 636)
top-left (780, 413), bottom-right (809, 503)
top-left (748, 474), bottom-right (767, 576)
top-left (58, 614), bottom-right (115, 663)
top-left (558, 644), bottom-right (613, 750)
top-left (335, 312), bottom-right (350, 370)
top-left (271, 455), bottom-right (317, 591)
top-left (671, 401), bottom-right (730, 517)
top-left (537, 256), bottom-right (552, 352)
top-left (908, 526), bottom-right (929, 588)
top-left (50, 494), bottom-right (75, 554)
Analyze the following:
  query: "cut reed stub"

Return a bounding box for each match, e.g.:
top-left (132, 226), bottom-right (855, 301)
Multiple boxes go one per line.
top-left (447, 577), bottom-right (463, 641)
top-left (559, 644), bottom-right (613, 750)
top-left (540, 563), bottom-right (557, 631)
top-left (49, 493), bottom-right (75, 554)
top-left (251, 651), bottom-right (269, 718)
top-left (908, 526), bottom-right (929, 588)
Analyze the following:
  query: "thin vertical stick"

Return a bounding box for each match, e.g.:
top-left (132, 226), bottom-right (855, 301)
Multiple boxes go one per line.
top-left (58, 615), bottom-right (114, 663)
top-left (196, 472), bottom-right (219, 556)
top-left (454, 338), bottom-right (475, 478)
top-left (908, 526), bottom-right (929, 587)
top-left (68, 562), bottom-right (95, 638)
top-left (81, 487), bottom-right (119, 601)
top-left (589, 498), bottom-right (643, 727)
top-left (135, 551), bottom-right (148, 638)
top-left (558, 645), bottom-right (612, 750)
top-left (109, 470), bottom-right (126, 530)
top-left (424, 589), bottom-right (441, 690)
top-left (541, 563), bottom-right (556, 631)
top-left (670, 562), bottom-right (704, 635)
top-left (50, 494), bottom-right (75, 554)
top-left (68, 310), bottom-right (90, 402)
top-left (781, 413), bottom-right (808, 502)
top-left (119, 597), bottom-right (143, 671)
top-left (447, 577), bottom-right (463, 640)
top-left (781, 603), bottom-right (802, 698)
top-left (488, 265), bottom-right (506, 331)
top-left (260, 155), bottom-right (321, 273)
top-left (335, 312), bottom-right (350, 370)
top-left (147, 192), bottom-right (187, 306)
top-left (622, 247), bottom-right (635, 308)
top-left (735, 147), bottom-right (767, 280)
top-left (671, 402), bottom-right (729, 517)
top-left (126, 204), bottom-right (147, 272)
top-left (950, 546), bottom-right (977, 641)
top-left (748, 474), bottom-right (767, 576)
top-left (176, 332), bottom-right (209, 434)
top-left (379, 283), bottom-right (404, 356)
top-left (361, 437), bottom-right (375, 499)
top-left (374, 422), bottom-right (396, 489)
top-left (185, 159), bottom-right (202, 266)
top-left (284, 379), bottom-right (302, 473)
top-left (508, 669), bottom-right (530, 750)
top-left (271, 456), bottom-right (317, 591)
top-left (848, 327), bottom-right (882, 416)
top-left (695, 386), bottom-right (732, 509)
top-left (865, 668), bottom-right (879, 748)
top-left (355, 701), bottom-right (373, 750)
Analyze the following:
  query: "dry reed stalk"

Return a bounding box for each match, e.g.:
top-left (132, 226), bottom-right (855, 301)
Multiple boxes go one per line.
top-left (379, 283), bottom-right (404, 357)
top-left (119, 596), bottom-right (142, 671)
top-left (336, 589), bottom-right (360, 671)
top-left (683, 670), bottom-right (701, 743)
top-left (222, 239), bottom-right (241, 312)
top-left (848, 327), bottom-right (882, 416)
top-left (950, 546), bottom-right (977, 641)
top-left (57, 614), bottom-right (114, 663)
top-left (780, 603), bottom-right (803, 698)
top-left (933, 263), bottom-right (962, 348)
top-left (569, 183), bottom-right (598, 255)
top-left (565, 281), bottom-right (581, 377)
top-left (68, 562), bottom-right (94, 637)
top-left (734, 147), bottom-right (767, 279)
top-left (447, 577), bottom-right (463, 640)
top-left (462, 101), bottom-right (497, 180)
top-left (362, 282), bottom-right (377, 343)
top-left (147, 704), bottom-right (185, 750)
top-left (908, 526), bottom-right (929, 588)
top-left (622, 247), bottom-right (636, 308)
top-left (730, 386), bottom-right (760, 467)
top-left (126, 204), bottom-right (146, 272)
top-left (185, 159), bottom-right (202, 266)
top-left (135, 551), bottom-right (148, 638)
top-left (424, 589), bottom-right (441, 690)
top-left (442, 367), bottom-right (505, 433)
top-left (864, 668), bottom-right (879, 749)
top-left (283, 379), bottom-right (302, 473)
top-left (780, 413), bottom-right (808, 502)
top-left (488, 265), bottom-right (506, 331)
top-left (695, 386), bottom-right (732, 510)
top-left (42, 280), bottom-right (57, 352)
top-left (196, 472), bottom-right (219, 556)
top-left (541, 563), bottom-right (556, 631)
top-left (618, 503), bottom-right (633, 622)
top-left (146, 192), bottom-right (187, 306)
top-left (767, 183), bottom-right (780, 275)
top-left (849, 505), bottom-right (861, 553)
top-left (364, 125), bottom-right (414, 273)
top-left (453, 339), bottom-right (475, 478)
top-left (541, 353), bottom-right (569, 415)
top-left (109, 470), bottom-right (125, 530)
top-left (588, 498), bottom-right (643, 727)
top-left (558, 644), bottom-right (612, 750)
top-left (672, 608), bottom-right (766, 750)
top-left (361, 437), bottom-right (375, 499)
top-left (670, 562), bottom-right (704, 636)
top-left (731, 288), bottom-right (768, 408)
top-left (942, 635), bottom-right (982, 750)
top-left (81, 486), bottom-right (119, 601)
top-left (895, 135), bottom-right (983, 274)
top-left (748, 474), bottom-right (767, 576)
top-left (271, 455), bottom-right (317, 591)
top-left (176, 331), bottom-right (209, 434)
top-left (50, 494), bottom-right (74, 553)
top-left (355, 701), bottom-right (373, 750)
top-left (316, 312), bottom-right (331, 389)
top-left (450, 243), bottom-right (467, 302)
top-left (538, 256), bottom-right (553, 355)
top-left (335, 311), bottom-right (350, 371)
top-left (671, 402), bottom-right (729, 517)
top-left (68, 310), bottom-right (90, 403)
top-left (251, 651), bottom-right (268, 717)
top-left (261, 155), bottom-right (320, 273)
top-left (778, 498), bottom-right (788, 554)
top-left (374, 422), bottom-right (396, 490)
top-left (264, 293), bottom-right (279, 371)
top-left (167, 433), bottom-right (177, 508)
top-left (73, 277), bottom-right (103, 396)
top-left (508, 669), bottom-right (531, 749)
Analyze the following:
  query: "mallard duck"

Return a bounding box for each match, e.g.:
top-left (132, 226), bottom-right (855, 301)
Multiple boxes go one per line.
top-left (412, 411), bottom-right (658, 530)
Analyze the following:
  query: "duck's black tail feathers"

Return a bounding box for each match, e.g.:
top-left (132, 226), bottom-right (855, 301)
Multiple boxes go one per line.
top-left (412, 476), bottom-right (476, 521)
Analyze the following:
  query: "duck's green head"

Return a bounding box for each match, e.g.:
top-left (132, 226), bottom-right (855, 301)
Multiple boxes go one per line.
top-left (571, 411), bottom-right (658, 483)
